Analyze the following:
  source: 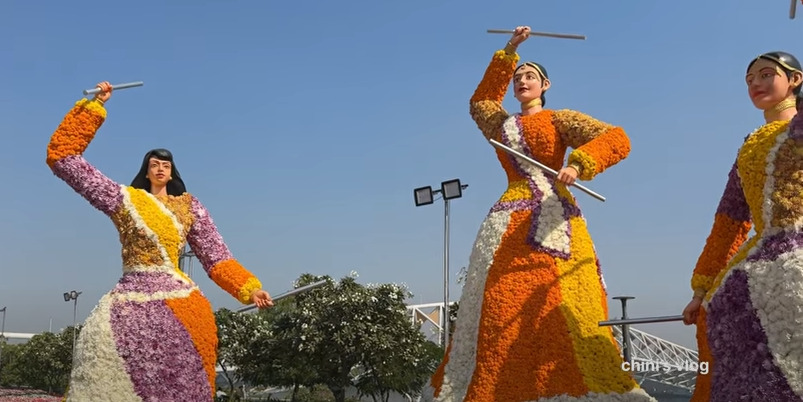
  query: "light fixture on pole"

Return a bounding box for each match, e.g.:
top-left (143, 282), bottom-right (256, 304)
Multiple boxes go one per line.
top-left (63, 290), bottom-right (82, 361)
top-left (413, 178), bottom-right (467, 347)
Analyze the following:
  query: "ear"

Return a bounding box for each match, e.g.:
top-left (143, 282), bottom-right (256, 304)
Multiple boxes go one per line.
top-left (791, 71), bottom-right (803, 88)
top-left (541, 78), bottom-right (552, 91)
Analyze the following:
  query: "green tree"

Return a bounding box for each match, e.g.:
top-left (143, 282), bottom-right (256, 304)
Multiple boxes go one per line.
top-left (0, 342), bottom-right (23, 387)
top-left (215, 308), bottom-right (267, 401)
top-left (11, 328), bottom-right (74, 393)
top-left (354, 282), bottom-right (444, 401)
top-left (240, 273), bottom-right (443, 402)
top-left (245, 297), bottom-right (318, 401)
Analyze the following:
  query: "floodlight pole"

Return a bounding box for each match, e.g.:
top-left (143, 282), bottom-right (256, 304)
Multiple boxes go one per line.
top-left (413, 180), bottom-right (468, 348)
top-left (64, 291), bottom-right (82, 366)
top-left (442, 196), bottom-right (451, 347)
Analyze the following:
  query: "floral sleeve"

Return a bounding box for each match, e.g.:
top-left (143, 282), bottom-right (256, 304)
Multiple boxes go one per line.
top-left (469, 49), bottom-right (519, 141)
top-left (186, 195), bottom-right (263, 304)
top-left (552, 109), bottom-right (631, 181)
top-left (691, 160), bottom-right (752, 297)
top-left (46, 98), bottom-right (123, 216)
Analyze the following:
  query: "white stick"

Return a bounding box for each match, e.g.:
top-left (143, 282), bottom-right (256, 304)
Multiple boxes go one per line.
top-left (489, 139), bottom-right (606, 202)
top-left (487, 29), bottom-right (585, 40)
top-left (236, 280), bottom-right (328, 313)
top-left (83, 81), bottom-right (144, 95)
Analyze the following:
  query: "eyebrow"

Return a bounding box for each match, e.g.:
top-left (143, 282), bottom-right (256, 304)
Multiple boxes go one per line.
top-left (746, 67), bottom-right (777, 77)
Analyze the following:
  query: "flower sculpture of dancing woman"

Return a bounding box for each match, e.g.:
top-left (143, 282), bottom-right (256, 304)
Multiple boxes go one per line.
top-left (682, 52), bottom-right (803, 401)
top-left (426, 27), bottom-right (656, 402)
top-left (47, 82), bottom-right (274, 401)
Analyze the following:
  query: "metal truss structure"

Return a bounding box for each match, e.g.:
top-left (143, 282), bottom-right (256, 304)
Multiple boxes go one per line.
top-left (406, 302), bottom-right (698, 395)
top-left (610, 325), bottom-right (698, 392)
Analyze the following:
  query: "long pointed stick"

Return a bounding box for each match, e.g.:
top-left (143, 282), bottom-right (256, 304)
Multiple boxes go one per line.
top-left (487, 29), bottom-right (585, 40)
top-left (489, 139), bottom-right (605, 202)
top-left (791, 0), bottom-right (797, 19)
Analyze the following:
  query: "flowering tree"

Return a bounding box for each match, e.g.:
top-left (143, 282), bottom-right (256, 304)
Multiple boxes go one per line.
top-left (215, 308), bottom-right (267, 401)
top-left (235, 273), bottom-right (442, 402)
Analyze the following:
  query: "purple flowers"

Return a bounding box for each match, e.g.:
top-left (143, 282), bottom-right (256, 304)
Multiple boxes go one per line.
top-left (706, 270), bottom-right (799, 400)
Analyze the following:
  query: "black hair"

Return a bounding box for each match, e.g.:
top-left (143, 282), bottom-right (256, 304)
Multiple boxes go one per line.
top-left (747, 51), bottom-right (803, 107)
top-left (130, 148), bottom-right (187, 196)
top-left (515, 61), bottom-right (549, 106)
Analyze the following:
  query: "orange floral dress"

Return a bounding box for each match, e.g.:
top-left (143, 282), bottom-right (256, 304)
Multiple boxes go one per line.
top-left (425, 50), bottom-right (655, 402)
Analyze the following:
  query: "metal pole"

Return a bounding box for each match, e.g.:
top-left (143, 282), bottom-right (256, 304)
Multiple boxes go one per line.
top-left (236, 280), bottom-right (328, 313)
top-left (614, 296), bottom-right (634, 364)
top-left (599, 315), bottom-right (684, 326)
top-left (443, 198), bottom-right (450, 347)
top-left (72, 295), bottom-right (80, 359)
top-left (0, 307), bottom-right (6, 382)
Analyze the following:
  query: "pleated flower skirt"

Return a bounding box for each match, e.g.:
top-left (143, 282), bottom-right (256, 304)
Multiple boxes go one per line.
top-left (66, 270), bottom-right (218, 402)
top-left (429, 206), bottom-right (655, 401)
top-left (703, 233), bottom-right (803, 401)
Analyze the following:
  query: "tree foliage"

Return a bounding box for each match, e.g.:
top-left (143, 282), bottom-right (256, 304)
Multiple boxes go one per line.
top-left (1, 327), bottom-right (77, 394)
top-left (215, 308), bottom-right (268, 401)
top-left (235, 273), bottom-right (442, 402)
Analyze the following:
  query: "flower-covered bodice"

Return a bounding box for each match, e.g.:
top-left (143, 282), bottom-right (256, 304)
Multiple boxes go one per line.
top-left (470, 50), bottom-right (631, 203)
top-left (45, 98), bottom-right (263, 304)
top-left (468, 49), bottom-right (631, 258)
top-left (690, 119), bottom-right (803, 297)
top-left (737, 120), bottom-right (803, 234)
top-left (112, 190), bottom-right (195, 276)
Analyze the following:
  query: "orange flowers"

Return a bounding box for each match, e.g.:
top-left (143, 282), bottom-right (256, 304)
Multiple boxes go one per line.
top-left (469, 50), bottom-right (519, 141)
top-left (165, 290), bottom-right (219, 398)
top-left (432, 48), bottom-right (643, 402)
top-left (552, 109), bottom-right (631, 181)
top-left (470, 50), bottom-right (519, 105)
top-left (46, 99), bottom-right (106, 167)
top-left (208, 259), bottom-right (262, 304)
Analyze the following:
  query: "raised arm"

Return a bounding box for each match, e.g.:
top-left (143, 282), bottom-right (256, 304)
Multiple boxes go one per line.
top-left (186, 195), bottom-right (263, 304)
top-left (690, 159), bottom-right (752, 298)
top-left (46, 92), bottom-right (123, 217)
top-left (552, 109), bottom-right (632, 181)
top-left (469, 46), bottom-right (519, 141)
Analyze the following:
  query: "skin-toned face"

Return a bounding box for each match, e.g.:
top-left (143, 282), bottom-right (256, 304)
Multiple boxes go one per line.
top-left (746, 58), bottom-right (803, 110)
top-left (146, 157), bottom-right (172, 187)
top-left (513, 65), bottom-right (551, 104)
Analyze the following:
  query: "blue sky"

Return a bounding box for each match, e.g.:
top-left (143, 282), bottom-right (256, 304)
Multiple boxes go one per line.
top-left (0, 0), bottom-right (799, 350)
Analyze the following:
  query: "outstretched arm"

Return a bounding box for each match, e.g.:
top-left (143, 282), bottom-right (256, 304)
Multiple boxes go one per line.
top-left (691, 160), bottom-right (752, 298)
top-left (186, 195), bottom-right (264, 304)
top-left (46, 95), bottom-right (123, 216)
top-left (552, 109), bottom-right (631, 181)
top-left (469, 46), bottom-right (519, 141)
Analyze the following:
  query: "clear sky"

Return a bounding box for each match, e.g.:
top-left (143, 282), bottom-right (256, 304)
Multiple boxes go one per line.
top-left (0, 0), bottom-right (799, 350)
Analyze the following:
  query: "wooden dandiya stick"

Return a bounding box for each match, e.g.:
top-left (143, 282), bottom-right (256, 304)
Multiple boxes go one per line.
top-left (83, 81), bottom-right (144, 95)
top-left (486, 29), bottom-right (586, 40)
top-left (236, 280), bottom-right (328, 312)
top-left (790, 0), bottom-right (798, 19)
top-left (489, 139), bottom-right (606, 202)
